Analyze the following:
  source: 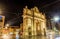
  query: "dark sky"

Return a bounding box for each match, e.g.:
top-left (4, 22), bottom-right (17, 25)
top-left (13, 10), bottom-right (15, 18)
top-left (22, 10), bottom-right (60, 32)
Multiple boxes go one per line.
top-left (0, 0), bottom-right (60, 26)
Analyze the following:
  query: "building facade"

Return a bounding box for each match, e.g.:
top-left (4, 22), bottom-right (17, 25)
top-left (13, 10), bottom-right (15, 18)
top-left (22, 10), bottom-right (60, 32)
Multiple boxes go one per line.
top-left (22, 6), bottom-right (47, 36)
top-left (0, 15), bottom-right (5, 28)
top-left (0, 15), bottom-right (5, 35)
top-left (2, 26), bottom-right (20, 35)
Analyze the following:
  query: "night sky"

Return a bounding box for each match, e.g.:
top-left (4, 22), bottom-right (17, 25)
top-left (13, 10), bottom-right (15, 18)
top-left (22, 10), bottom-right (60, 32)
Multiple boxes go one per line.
top-left (0, 0), bottom-right (60, 26)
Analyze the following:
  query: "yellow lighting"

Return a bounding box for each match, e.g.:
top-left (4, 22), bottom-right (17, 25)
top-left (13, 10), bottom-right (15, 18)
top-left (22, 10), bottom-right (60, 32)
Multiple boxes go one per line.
top-left (5, 24), bottom-right (10, 27)
top-left (28, 19), bottom-right (31, 26)
top-left (38, 26), bottom-right (40, 30)
top-left (5, 27), bottom-right (8, 29)
top-left (22, 6), bottom-right (46, 36)
top-left (2, 34), bottom-right (11, 39)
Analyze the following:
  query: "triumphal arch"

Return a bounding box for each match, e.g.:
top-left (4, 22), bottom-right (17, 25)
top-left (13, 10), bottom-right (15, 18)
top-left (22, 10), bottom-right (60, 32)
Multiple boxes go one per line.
top-left (22, 6), bottom-right (46, 36)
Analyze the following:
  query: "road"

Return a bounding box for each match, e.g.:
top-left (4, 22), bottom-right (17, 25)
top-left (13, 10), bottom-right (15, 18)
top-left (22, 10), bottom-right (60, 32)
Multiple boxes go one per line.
top-left (0, 34), bottom-right (60, 39)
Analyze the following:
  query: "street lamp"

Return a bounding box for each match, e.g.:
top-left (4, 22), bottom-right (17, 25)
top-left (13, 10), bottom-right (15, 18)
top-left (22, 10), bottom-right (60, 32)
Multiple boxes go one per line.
top-left (5, 24), bottom-right (10, 27)
top-left (53, 16), bottom-right (59, 22)
top-left (5, 24), bottom-right (10, 29)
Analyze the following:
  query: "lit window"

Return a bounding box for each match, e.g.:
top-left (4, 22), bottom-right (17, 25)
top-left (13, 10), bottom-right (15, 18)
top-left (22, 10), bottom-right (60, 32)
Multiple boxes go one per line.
top-left (0, 16), bottom-right (2, 22)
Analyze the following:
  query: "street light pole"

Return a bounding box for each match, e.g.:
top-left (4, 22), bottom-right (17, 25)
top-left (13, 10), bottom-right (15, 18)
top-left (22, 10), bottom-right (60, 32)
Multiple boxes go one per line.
top-left (50, 19), bottom-right (55, 30)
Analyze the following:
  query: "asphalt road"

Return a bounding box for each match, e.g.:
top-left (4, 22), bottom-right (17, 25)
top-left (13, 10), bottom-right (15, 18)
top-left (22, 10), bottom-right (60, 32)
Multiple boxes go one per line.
top-left (0, 34), bottom-right (60, 39)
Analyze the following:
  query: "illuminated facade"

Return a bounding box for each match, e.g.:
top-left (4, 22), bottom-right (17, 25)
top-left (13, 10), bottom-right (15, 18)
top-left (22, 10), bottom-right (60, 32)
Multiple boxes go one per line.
top-left (0, 15), bottom-right (5, 28)
top-left (22, 6), bottom-right (47, 36)
top-left (2, 26), bottom-right (19, 35)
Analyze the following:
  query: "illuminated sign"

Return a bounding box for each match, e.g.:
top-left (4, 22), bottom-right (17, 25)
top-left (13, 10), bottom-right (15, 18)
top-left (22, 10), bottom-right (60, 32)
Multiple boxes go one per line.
top-left (0, 16), bottom-right (2, 22)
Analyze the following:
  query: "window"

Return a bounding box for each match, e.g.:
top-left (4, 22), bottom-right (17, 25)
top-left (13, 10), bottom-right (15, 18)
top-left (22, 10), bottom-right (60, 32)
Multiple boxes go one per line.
top-left (0, 16), bottom-right (2, 22)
